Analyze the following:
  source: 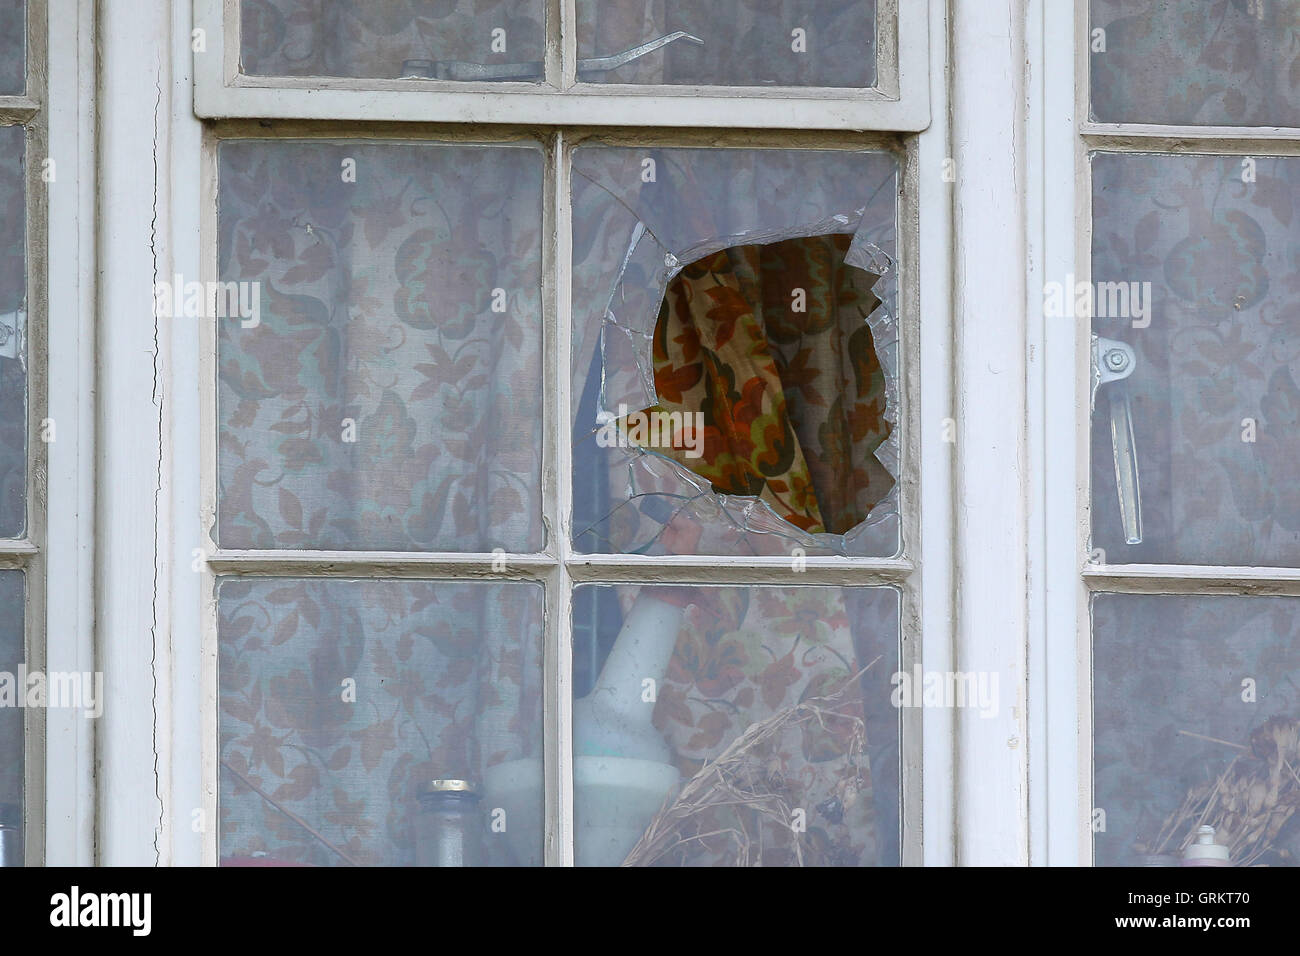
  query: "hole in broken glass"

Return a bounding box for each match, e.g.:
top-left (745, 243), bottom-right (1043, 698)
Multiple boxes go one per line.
top-left (574, 231), bottom-right (899, 557)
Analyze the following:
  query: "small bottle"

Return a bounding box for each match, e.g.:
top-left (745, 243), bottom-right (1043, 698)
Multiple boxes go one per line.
top-left (1181, 825), bottom-right (1230, 867)
top-left (415, 779), bottom-right (485, 867)
top-left (400, 59), bottom-right (437, 79)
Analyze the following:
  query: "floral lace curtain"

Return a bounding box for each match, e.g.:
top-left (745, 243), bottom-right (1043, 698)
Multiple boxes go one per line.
top-left (625, 234), bottom-right (893, 535)
top-left (217, 141), bottom-right (547, 865)
top-left (240, 0), bottom-right (546, 78)
top-left (0, 572), bottom-right (21, 816)
top-left (1092, 152), bottom-right (1300, 566)
top-left (576, 0), bottom-right (876, 87)
top-left (0, 124), bottom-right (25, 538)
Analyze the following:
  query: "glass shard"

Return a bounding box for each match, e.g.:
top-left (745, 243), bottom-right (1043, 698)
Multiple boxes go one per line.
top-left (577, 0), bottom-right (877, 88)
top-left (572, 146), bottom-right (900, 557)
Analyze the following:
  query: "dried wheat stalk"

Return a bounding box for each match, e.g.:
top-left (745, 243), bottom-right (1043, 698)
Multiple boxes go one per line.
top-left (622, 664), bottom-right (875, 867)
top-left (1144, 716), bottom-right (1300, 866)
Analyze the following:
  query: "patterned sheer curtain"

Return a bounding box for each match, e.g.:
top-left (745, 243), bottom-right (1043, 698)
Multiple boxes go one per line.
top-left (576, 0), bottom-right (877, 87)
top-left (216, 142), bottom-right (547, 865)
top-left (0, 117), bottom-right (25, 823)
top-left (240, 0), bottom-right (546, 78)
top-left (0, 125), bottom-right (24, 537)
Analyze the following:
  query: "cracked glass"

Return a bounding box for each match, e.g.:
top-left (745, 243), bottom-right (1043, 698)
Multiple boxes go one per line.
top-left (576, 0), bottom-right (877, 88)
top-left (216, 140), bottom-right (545, 553)
top-left (238, 0), bottom-right (546, 82)
top-left (217, 577), bottom-right (545, 866)
top-left (1090, 151), bottom-right (1300, 567)
top-left (570, 583), bottom-right (900, 867)
top-left (571, 145), bottom-right (900, 558)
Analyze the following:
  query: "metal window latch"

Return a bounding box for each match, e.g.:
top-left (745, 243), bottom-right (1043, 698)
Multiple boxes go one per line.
top-left (400, 32), bottom-right (704, 82)
top-left (1091, 335), bottom-right (1142, 545)
top-left (0, 308), bottom-right (24, 362)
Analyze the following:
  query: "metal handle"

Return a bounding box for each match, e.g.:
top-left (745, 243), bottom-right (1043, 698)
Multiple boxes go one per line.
top-left (1092, 336), bottom-right (1142, 545)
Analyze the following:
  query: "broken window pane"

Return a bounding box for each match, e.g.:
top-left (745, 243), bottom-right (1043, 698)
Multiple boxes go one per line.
top-left (239, 0), bottom-right (546, 82)
top-left (216, 141), bottom-right (545, 552)
top-left (576, 0), bottom-right (876, 88)
top-left (1090, 0), bottom-right (1300, 127)
top-left (1093, 593), bottom-right (1300, 867)
top-left (0, 570), bottom-right (20, 867)
top-left (569, 584), bottom-right (899, 867)
top-left (1090, 152), bottom-right (1300, 566)
top-left (218, 577), bottom-right (544, 866)
top-left (0, 0), bottom-right (23, 96)
top-left (0, 124), bottom-right (24, 539)
top-left (571, 146), bottom-right (899, 558)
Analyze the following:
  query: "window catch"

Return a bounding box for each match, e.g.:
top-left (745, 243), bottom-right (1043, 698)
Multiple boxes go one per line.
top-left (1092, 335), bottom-right (1142, 546)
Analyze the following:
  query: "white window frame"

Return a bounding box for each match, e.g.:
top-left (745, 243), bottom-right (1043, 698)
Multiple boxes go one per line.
top-left (42, 0), bottom-right (98, 867)
top-left (90, 0), bottom-right (1057, 868)
top-left (72, 0), bottom-right (1300, 871)
top-left (193, 135), bottom-right (926, 868)
top-left (1031, 0), bottom-right (1300, 867)
top-left (192, 0), bottom-right (930, 130)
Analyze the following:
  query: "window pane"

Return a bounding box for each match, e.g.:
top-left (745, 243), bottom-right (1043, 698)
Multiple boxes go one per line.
top-left (239, 0), bottom-right (546, 82)
top-left (1090, 152), bottom-right (1300, 566)
top-left (0, 0), bottom-right (23, 96)
top-left (576, 0), bottom-right (876, 88)
top-left (0, 570), bottom-right (21, 867)
top-left (218, 577), bottom-right (545, 866)
top-left (571, 146), bottom-right (900, 558)
top-left (1091, 0), bottom-right (1300, 127)
top-left (0, 124), bottom-right (24, 538)
top-left (570, 584), bottom-right (900, 867)
top-left (217, 141), bottom-right (545, 552)
top-left (1093, 593), bottom-right (1300, 867)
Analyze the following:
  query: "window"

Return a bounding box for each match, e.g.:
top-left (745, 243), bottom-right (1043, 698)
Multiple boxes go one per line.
top-left (190, 0), bottom-right (932, 867)
top-left (192, 0), bottom-right (929, 129)
top-left (1037, 0), bottom-right (1300, 867)
top-left (53, 0), bottom-right (1300, 873)
top-left (0, 0), bottom-right (44, 868)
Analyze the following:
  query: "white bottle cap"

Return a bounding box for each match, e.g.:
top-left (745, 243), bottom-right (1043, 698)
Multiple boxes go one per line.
top-left (1183, 825), bottom-right (1230, 863)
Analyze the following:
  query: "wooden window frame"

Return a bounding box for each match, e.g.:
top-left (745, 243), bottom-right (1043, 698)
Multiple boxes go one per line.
top-left (191, 0), bottom-right (930, 131)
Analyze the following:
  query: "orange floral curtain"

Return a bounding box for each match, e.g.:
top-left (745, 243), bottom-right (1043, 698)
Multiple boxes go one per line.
top-left (623, 233), bottom-right (893, 535)
top-left (615, 234), bottom-right (898, 866)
